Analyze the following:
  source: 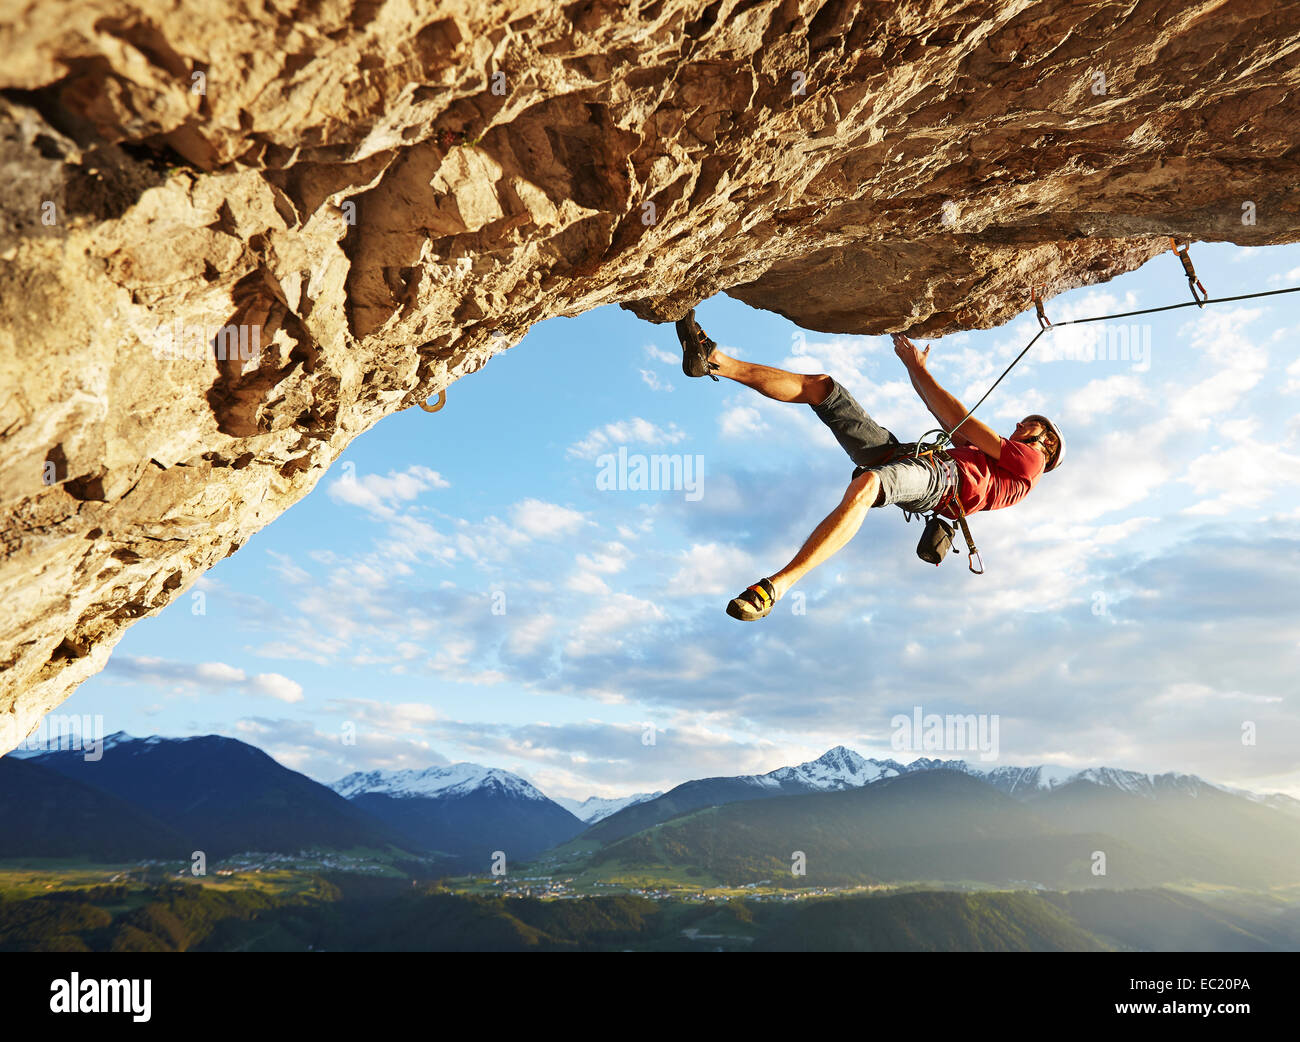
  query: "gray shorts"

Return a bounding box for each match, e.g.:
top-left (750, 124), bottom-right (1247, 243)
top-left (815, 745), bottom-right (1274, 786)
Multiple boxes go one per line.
top-left (810, 379), bottom-right (956, 513)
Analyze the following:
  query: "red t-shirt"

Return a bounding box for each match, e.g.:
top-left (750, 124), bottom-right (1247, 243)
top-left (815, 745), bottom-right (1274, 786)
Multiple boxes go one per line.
top-left (938, 438), bottom-right (1045, 518)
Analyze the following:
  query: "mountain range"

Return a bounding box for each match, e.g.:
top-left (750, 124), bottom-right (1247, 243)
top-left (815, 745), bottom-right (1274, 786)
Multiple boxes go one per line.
top-left (553, 792), bottom-right (663, 823)
top-left (575, 746), bottom-right (1299, 844)
top-left (5, 734), bottom-right (1299, 891)
top-left (576, 767), bottom-right (1300, 889)
top-left (329, 764), bottom-right (584, 864)
top-left (17, 733), bottom-right (405, 859)
top-left (0, 756), bottom-right (189, 860)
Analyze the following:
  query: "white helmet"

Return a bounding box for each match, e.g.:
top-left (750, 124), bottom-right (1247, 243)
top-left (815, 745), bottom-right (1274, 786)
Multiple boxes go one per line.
top-left (1021, 414), bottom-right (1065, 472)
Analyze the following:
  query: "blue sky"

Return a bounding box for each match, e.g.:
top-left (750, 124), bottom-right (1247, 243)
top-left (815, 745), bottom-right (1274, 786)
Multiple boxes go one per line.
top-left (58, 242), bottom-right (1300, 800)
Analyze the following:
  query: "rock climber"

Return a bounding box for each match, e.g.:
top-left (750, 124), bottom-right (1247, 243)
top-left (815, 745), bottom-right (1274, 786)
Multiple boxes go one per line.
top-left (674, 310), bottom-right (1064, 620)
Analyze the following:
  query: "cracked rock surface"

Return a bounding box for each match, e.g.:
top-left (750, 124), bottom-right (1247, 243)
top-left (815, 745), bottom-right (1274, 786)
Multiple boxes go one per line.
top-left (2, 0), bottom-right (1300, 750)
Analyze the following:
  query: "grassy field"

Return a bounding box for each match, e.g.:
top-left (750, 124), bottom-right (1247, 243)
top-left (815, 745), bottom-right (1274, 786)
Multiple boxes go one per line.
top-left (0, 848), bottom-right (411, 898)
top-left (3, 856), bottom-right (1297, 951)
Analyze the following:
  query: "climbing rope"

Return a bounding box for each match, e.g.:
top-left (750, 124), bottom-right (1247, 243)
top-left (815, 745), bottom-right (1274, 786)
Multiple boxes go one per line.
top-left (901, 247), bottom-right (1300, 575)
top-left (935, 268), bottom-right (1300, 447)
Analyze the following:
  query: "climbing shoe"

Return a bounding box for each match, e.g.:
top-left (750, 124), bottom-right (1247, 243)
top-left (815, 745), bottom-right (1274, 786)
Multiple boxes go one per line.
top-left (726, 577), bottom-right (777, 621)
top-left (675, 308), bottom-right (720, 380)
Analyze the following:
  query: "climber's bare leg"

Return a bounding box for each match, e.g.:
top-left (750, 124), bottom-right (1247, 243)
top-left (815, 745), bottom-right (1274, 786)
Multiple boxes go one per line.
top-left (710, 351), bottom-right (833, 406)
top-left (767, 470), bottom-right (880, 600)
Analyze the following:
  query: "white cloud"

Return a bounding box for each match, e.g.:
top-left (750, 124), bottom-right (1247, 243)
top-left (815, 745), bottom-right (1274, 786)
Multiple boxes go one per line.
top-left (1180, 441), bottom-right (1300, 515)
top-left (327, 465), bottom-right (449, 519)
top-left (505, 613), bottom-right (558, 657)
top-left (1284, 356), bottom-right (1300, 394)
top-left (229, 716), bottom-right (450, 779)
top-left (669, 541), bottom-right (761, 596)
top-left (248, 673), bottom-right (305, 703)
top-left (567, 417), bottom-right (688, 459)
top-left (453, 515), bottom-right (530, 563)
top-left (1035, 428), bottom-right (1174, 522)
top-left (644, 343), bottom-right (678, 365)
top-left (576, 542), bottom-right (631, 574)
top-left (782, 332), bottom-right (882, 391)
top-left (511, 498), bottom-right (587, 537)
top-left (1062, 373), bottom-right (1150, 427)
top-left (266, 550), bottom-right (311, 585)
top-left (640, 369), bottom-right (674, 391)
top-left (105, 656), bottom-right (305, 703)
top-left (564, 593), bottom-right (667, 657)
top-left (567, 570), bottom-right (611, 594)
top-left (1033, 288), bottom-right (1137, 329)
top-left (195, 661), bottom-right (245, 685)
top-left (567, 541), bottom-right (634, 593)
top-left (379, 515), bottom-right (455, 564)
top-left (322, 698), bottom-right (441, 729)
top-left (990, 387), bottom-right (1048, 423)
top-left (718, 404), bottom-right (766, 438)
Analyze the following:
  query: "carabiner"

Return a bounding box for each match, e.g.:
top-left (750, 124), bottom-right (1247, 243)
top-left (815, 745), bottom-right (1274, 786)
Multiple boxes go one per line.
top-left (1169, 238), bottom-right (1208, 308)
top-left (1032, 284), bottom-right (1052, 329)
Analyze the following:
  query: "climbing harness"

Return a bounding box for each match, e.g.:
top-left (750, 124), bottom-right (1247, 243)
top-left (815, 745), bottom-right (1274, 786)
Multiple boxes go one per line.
top-left (850, 434), bottom-right (986, 574)
top-left (899, 431), bottom-right (983, 574)
top-left (895, 246), bottom-right (1300, 576)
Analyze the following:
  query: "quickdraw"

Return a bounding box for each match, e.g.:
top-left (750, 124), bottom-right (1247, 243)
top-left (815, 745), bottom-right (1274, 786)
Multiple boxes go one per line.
top-left (1032, 284), bottom-right (1052, 329)
top-left (1170, 238), bottom-right (1208, 307)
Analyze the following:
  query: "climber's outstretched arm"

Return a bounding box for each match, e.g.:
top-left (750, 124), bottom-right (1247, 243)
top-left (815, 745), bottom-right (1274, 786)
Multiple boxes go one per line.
top-left (892, 334), bottom-right (1002, 460)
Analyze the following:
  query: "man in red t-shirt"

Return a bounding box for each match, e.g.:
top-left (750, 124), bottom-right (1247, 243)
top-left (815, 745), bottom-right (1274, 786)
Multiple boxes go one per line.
top-left (674, 314), bottom-right (1063, 620)
top-left (937, 415), bottom-right (1050, 519)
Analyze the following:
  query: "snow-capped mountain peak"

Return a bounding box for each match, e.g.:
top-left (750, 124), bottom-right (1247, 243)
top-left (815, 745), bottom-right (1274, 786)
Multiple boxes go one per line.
top-left (740, 747), bottom-right (1268, 805)
top-left (902, 757), bottom-right (978, 774)
top-left (9, 729), bottom-right (173, 758)
top-left (102, 731), bottom-right (168, 752)
top-left (943, 762), bottom-right (1221, 800)
top-left (980, 764), bottom-right (1080, 794)
top-left (554, 792), bottom-right (663, 824)
top-left (330, 763), bottom-right (548, 802)
top-left (762, 745), bottom-right (901, 790)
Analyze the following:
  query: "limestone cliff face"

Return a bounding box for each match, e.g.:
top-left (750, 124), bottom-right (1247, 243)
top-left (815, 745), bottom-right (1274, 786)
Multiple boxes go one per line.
top-left (2, 0), bottom-right (1299, 749)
